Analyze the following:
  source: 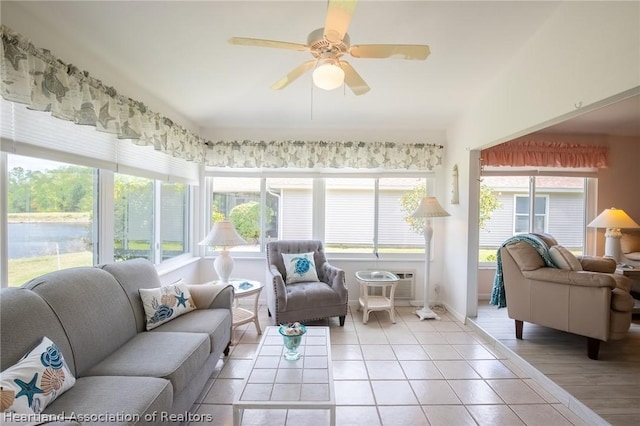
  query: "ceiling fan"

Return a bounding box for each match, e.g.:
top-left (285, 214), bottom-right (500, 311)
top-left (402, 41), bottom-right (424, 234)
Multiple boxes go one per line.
top-left (228, 0), bottom-right (430, 96)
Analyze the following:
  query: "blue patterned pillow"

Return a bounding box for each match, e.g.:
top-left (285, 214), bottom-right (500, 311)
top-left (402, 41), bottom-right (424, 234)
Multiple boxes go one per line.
top-left (139, 283), bottom-right (196, 330)
top-left (282, 252), bottom-right (320, 284)
top-left (0, 336), bottom-right (75, 414)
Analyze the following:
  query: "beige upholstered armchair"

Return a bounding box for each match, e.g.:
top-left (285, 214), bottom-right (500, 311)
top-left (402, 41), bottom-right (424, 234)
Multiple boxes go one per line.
top-left (266, 240), bottom-right (348, 326)
top-left (499, 233), bottom-right (634, 359)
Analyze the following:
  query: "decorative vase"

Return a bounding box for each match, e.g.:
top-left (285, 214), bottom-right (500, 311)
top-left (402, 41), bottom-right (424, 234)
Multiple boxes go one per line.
top-left (278, 324), bottom-right (307, 361)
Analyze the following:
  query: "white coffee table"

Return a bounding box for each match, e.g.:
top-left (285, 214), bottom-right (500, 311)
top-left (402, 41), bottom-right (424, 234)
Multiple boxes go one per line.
top-left (232, 326), bottom-right (334, 425)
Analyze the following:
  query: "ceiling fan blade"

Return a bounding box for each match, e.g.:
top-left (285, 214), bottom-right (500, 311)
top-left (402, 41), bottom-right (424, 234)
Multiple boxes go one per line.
top-left (350, 44), bottom-right (431, 60)
top-left (323, 0), bottom-right (358, 44)
top-left (270, 60), bottom-right (316, 90)
top-left (228, 37), bottom-right (308, 52)
top-left (340, 61), bottom-right (370, 96)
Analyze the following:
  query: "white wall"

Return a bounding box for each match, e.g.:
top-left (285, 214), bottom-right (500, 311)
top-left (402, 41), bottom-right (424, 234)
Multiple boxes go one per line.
top-left (453, 2), bottom-right (640, 148)
top-left (446, 1), bottom-right (640, 319)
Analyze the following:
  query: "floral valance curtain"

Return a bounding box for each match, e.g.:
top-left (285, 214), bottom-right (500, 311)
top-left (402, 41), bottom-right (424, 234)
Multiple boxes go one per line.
top-left (1, 25), bottom-right (206, 163)
top-left (480, 139), bottom-right (608, 168)
top-left (206, 140), bottom-right (443, 170)
top-left (1, 25), bottom-right (444, 170)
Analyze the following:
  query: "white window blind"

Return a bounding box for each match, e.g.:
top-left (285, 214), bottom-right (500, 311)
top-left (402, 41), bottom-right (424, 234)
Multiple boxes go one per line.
top-left (0, 99), bottom-right (199, 184)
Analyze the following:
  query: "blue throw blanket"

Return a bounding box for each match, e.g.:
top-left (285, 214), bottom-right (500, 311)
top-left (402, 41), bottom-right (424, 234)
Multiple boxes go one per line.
top-left (489, 234), bottom-right (556, 308)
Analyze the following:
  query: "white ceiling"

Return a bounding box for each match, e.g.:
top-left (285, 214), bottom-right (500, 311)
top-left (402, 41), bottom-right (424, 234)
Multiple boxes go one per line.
top-left (2, 1), bottom-right (638, 139)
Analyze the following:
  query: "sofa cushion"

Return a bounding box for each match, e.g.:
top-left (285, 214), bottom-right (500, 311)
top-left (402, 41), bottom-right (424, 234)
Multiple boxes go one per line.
top-left (83, 332), bottom-right (209, 395)
top-left (578, 256), bottom-right (616, 273)
top-left (100, 259), bottom-right (164, 333)
top-left (505, 241), bottom-right (544, 271)
top-left (282, 252), bottom-right (320, 284)
top-left (531, 233), bottom-right (559, 248)
top-left (23, 268), bottom-right (137, 377)
top-left (139, 283), bottom-right (196, 330)
top-left (151, 309), bottom-right (231, 354)
top-left (549, 245), bottom-right (583, 271)
top-left (43, 376), bottom-right (172, 425)
top-left (0, 289), bottom-right (74, 375)
top-left (285, 281), bottom-right (342, 311)
top-left (0, 337), bottom-right (75, 414)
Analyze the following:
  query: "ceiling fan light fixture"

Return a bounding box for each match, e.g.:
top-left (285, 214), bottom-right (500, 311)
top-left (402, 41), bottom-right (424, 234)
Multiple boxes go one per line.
top-left (312, 59), bottom-right (345, 91)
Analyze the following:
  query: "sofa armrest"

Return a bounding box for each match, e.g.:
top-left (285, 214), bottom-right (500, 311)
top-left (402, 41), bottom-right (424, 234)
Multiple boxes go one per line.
top-left (523, 268), bottom-right (617, 289)
top-left (611, 287), bottom-right (635, 312)
top-left (577, 255), bottom-right (617, 273)
top-left (267, 265), bottom-right (288, 311)
top-left (186, 283), bottom-right (233, 310)
top-left (321, 263), bottom-right (348, 304)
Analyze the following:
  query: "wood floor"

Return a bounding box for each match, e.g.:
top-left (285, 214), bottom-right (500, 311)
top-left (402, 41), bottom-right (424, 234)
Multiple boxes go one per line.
top-left (468, 302), bottom-right (640, 426)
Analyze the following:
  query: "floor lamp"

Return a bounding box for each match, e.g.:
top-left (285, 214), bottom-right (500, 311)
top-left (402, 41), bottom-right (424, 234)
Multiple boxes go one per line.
top-left (198, 220), bottom-right (246, 284)
top-left (411, 197), bottom-right (450, 320)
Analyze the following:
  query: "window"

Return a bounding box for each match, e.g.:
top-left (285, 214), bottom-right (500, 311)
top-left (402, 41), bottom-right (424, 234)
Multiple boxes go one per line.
top-left (161, 182), bottom-right (189, 260)
top-left (114, 174), bottom-right (154, 261)
top-left (378, 178), bottom-right (427, 253)
top-left (514, 195), bottom-right (548, 233)
top-left (114, 175), bottom-right (190, 262)
top-left (266, 178), bottom-right (313, 240)
top-left (325, 178), bottom-right (375, 253)
top-left (1, 101), bottom-right (198, 286)
top-left (211, 177), bottom-right (267, 252)
top-left (7, 155), bottom-right (96, 286)
top-left (479, 175), bottom-right (588, 262)
top-left (206, 174), bottom-right (432, 256)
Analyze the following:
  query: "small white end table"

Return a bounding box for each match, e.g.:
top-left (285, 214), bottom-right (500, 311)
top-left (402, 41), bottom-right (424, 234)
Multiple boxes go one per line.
top-left (355, 270), bottom-right (399, 324)
top-left (229, 279), bottom-right (264, 335)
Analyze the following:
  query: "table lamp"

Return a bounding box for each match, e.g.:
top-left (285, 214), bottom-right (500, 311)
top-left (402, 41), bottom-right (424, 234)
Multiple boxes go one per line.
top-left (199, 220), bottom-right (246, 283)
top-left (411, 197), bottom-right (450, 320)
top-left (587, 207), bottom-right (639, 263)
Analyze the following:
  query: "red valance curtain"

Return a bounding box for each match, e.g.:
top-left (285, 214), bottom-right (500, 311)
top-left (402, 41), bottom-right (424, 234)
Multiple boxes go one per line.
top-left (481, 139), bottom-right (608, 168)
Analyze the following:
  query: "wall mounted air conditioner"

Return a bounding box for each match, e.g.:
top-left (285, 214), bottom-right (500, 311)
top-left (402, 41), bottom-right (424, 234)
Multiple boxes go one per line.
top-left (367, 270), bottom-right (415, 300)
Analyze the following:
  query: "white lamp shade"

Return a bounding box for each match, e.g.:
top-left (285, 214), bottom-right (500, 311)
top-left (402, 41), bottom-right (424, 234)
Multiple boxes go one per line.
top-left (411, 197), bottom-right (450, 218)
top-left (312, 61), bottom-right (345, 91)
top-left (199, 220), bottom-right (246, 248)
top-left (587, 208), bottom-right (640, 229)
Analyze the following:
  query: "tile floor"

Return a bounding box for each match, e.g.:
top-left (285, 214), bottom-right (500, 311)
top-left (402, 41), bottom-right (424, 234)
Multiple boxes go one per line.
top-left (186, 304), bottom-right (596, 426)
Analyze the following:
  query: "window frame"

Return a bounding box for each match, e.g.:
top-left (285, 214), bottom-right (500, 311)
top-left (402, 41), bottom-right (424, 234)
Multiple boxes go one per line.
top-left (2, 151), bottom-right (194, 287)
top-left (204, 171), bottom-right (435, 259)
top-left (478, 173), bottom-right (594, 267)
top-left (513, 194), bottom-right (549, 234)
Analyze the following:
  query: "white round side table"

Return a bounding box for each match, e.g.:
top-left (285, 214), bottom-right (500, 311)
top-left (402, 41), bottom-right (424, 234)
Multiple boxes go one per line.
top-left (355, 271), bottom-right (399, 324)
top-left (229, 279), bottom-right (264, 335)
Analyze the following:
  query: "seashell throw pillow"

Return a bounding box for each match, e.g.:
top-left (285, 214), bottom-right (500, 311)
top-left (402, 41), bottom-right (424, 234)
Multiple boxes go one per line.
top-left (1, 336), bottom-right (75, 414)
top-left (139, 283), bottom-right (196, 330)
top-left (282, 252), bottom-right (320, 284)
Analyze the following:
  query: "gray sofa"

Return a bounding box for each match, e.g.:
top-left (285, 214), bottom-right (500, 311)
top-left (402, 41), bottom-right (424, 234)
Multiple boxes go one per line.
top-left (1, 259), bottom-right (232, 425)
